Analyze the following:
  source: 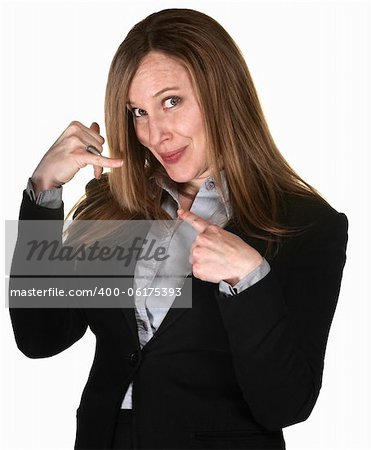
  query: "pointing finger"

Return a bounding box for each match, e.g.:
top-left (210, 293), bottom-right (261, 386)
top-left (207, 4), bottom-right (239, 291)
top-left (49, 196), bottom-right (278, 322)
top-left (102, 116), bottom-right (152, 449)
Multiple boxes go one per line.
top-left (177, 209), bottom-right (210, 233)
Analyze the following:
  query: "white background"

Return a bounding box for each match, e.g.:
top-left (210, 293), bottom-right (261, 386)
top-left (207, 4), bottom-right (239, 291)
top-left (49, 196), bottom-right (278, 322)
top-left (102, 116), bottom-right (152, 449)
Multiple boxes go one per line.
top-left (1, 0), bottom-right (370, 449)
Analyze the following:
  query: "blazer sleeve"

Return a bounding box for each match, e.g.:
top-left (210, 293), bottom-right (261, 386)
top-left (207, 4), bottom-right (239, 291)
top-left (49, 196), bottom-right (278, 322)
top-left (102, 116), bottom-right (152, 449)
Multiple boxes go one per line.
top-left (9, 191), bottom-right (88, 359)
top-left (215, 208), bottom-right (348, 431)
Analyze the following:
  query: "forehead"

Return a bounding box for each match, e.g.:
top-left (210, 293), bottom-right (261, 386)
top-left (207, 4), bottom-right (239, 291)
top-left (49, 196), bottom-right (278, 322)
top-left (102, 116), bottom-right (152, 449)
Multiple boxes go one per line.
top-left (128, 51), bottom-right (193, 100)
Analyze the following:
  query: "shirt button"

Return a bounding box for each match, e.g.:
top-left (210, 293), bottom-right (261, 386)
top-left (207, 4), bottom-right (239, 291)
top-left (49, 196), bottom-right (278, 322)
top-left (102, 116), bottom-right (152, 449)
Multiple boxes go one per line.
top-left (129, 351), bottom-right (139, 366)
top-left (206, 180), bottom-right (215, 191)
top-left (137, 319), bottom-right (147, 331)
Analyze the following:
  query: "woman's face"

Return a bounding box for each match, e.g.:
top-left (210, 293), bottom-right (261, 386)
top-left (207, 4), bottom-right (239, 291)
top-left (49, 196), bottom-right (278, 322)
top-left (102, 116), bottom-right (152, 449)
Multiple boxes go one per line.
top-left (128, 51), bottom-right (210, 194)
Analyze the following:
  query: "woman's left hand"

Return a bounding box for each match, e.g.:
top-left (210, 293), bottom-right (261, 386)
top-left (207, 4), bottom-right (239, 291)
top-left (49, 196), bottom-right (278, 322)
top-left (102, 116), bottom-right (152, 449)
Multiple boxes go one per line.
top-left (177, 209), bottom-right (263, 286)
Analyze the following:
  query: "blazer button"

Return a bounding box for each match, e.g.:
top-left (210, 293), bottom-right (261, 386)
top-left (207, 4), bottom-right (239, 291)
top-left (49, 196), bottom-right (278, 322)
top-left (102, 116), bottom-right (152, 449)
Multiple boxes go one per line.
top-left (129, 351), bottom-right (139, 367)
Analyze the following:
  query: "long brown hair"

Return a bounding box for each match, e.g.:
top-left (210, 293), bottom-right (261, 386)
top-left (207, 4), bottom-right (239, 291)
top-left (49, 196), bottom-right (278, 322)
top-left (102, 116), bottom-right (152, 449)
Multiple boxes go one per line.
top-left (67, 8), bottom-right (328, 256)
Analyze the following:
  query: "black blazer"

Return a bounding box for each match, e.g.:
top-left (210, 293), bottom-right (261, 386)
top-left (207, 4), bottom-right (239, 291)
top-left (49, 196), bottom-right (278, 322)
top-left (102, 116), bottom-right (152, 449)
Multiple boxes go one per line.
top-left (9, 187), bottom-right (348, 450)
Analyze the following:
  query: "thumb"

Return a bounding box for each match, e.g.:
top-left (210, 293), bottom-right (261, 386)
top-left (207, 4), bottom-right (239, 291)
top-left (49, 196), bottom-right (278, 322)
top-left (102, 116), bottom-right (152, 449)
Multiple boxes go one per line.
top-left (90, 122), bottom-right (100, 134)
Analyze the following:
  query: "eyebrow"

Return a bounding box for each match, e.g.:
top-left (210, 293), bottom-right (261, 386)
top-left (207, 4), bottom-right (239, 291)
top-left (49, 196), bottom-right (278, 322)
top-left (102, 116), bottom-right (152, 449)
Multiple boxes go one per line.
top-left (127, 86), bottom-right (180, 106)
top-left (153, 86), bottom-right (180, 97)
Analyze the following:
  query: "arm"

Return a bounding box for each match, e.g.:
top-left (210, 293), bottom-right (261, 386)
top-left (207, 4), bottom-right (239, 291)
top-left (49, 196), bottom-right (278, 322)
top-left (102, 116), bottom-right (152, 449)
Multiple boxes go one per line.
top-left (9, 121), bottom-right (122, 358)
top-left (215, 209), bottom-right (348, 430)
top-left (9, 191), bottom-right (88, 358)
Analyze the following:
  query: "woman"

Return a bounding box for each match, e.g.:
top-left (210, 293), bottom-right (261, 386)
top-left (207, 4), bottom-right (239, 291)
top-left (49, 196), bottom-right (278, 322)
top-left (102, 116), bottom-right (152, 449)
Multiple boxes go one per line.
top-left (9, 8), bottom-right (348, 450)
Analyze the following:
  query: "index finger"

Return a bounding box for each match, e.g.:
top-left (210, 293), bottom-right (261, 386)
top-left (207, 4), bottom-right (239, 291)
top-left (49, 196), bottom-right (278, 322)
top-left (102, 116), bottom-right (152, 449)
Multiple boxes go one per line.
top-left (177, 209), bottom-right (210, 233)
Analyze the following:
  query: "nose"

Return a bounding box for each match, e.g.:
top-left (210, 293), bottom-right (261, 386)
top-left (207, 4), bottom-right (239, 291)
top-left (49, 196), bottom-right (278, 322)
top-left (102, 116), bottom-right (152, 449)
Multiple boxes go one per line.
top-left (147, 114), bottom-right (172, 148)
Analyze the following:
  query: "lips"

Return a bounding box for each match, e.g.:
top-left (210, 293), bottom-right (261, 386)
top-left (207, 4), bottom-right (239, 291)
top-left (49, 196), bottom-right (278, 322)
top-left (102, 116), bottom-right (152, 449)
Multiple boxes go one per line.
top-left (160, 146), bottom-right (187, 163)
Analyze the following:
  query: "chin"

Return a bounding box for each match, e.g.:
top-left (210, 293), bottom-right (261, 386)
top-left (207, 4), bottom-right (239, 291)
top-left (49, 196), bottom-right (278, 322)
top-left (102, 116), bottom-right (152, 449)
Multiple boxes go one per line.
top-left (165, 170), bottom-right (193, 184)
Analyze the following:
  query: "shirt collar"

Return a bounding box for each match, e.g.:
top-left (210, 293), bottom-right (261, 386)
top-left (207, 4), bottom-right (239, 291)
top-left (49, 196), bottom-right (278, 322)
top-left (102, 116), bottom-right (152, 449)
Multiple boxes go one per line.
top-left (155, 170), bottom-right (232, 220)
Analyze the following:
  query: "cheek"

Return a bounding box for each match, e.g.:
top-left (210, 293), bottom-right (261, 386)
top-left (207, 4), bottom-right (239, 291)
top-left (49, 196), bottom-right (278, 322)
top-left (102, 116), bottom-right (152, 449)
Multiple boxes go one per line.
top-left (178, 108), bottom-right (205, 141)
top-left (190, 104), bottom-right (205, 136)
top-left (133, 123), bottom-right (149, 145)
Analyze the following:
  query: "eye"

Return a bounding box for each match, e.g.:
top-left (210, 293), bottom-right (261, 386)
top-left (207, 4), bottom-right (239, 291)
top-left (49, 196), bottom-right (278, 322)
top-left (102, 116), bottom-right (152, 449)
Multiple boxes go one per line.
top-left (131, 108), bottom-right (147, 118)
top-left (164, 96), bottom-right (181, 109)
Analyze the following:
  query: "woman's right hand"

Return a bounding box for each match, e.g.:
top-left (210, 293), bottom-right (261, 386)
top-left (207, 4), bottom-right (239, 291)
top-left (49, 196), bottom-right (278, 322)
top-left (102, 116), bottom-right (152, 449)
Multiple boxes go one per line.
top-left (31, 121), bottom-right (123, 196)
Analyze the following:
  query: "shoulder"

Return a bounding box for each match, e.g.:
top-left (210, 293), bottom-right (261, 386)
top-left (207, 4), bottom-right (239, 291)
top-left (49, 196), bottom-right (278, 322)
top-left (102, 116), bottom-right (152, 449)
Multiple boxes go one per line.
top-left (281, 191), bottom-right (348, 240)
